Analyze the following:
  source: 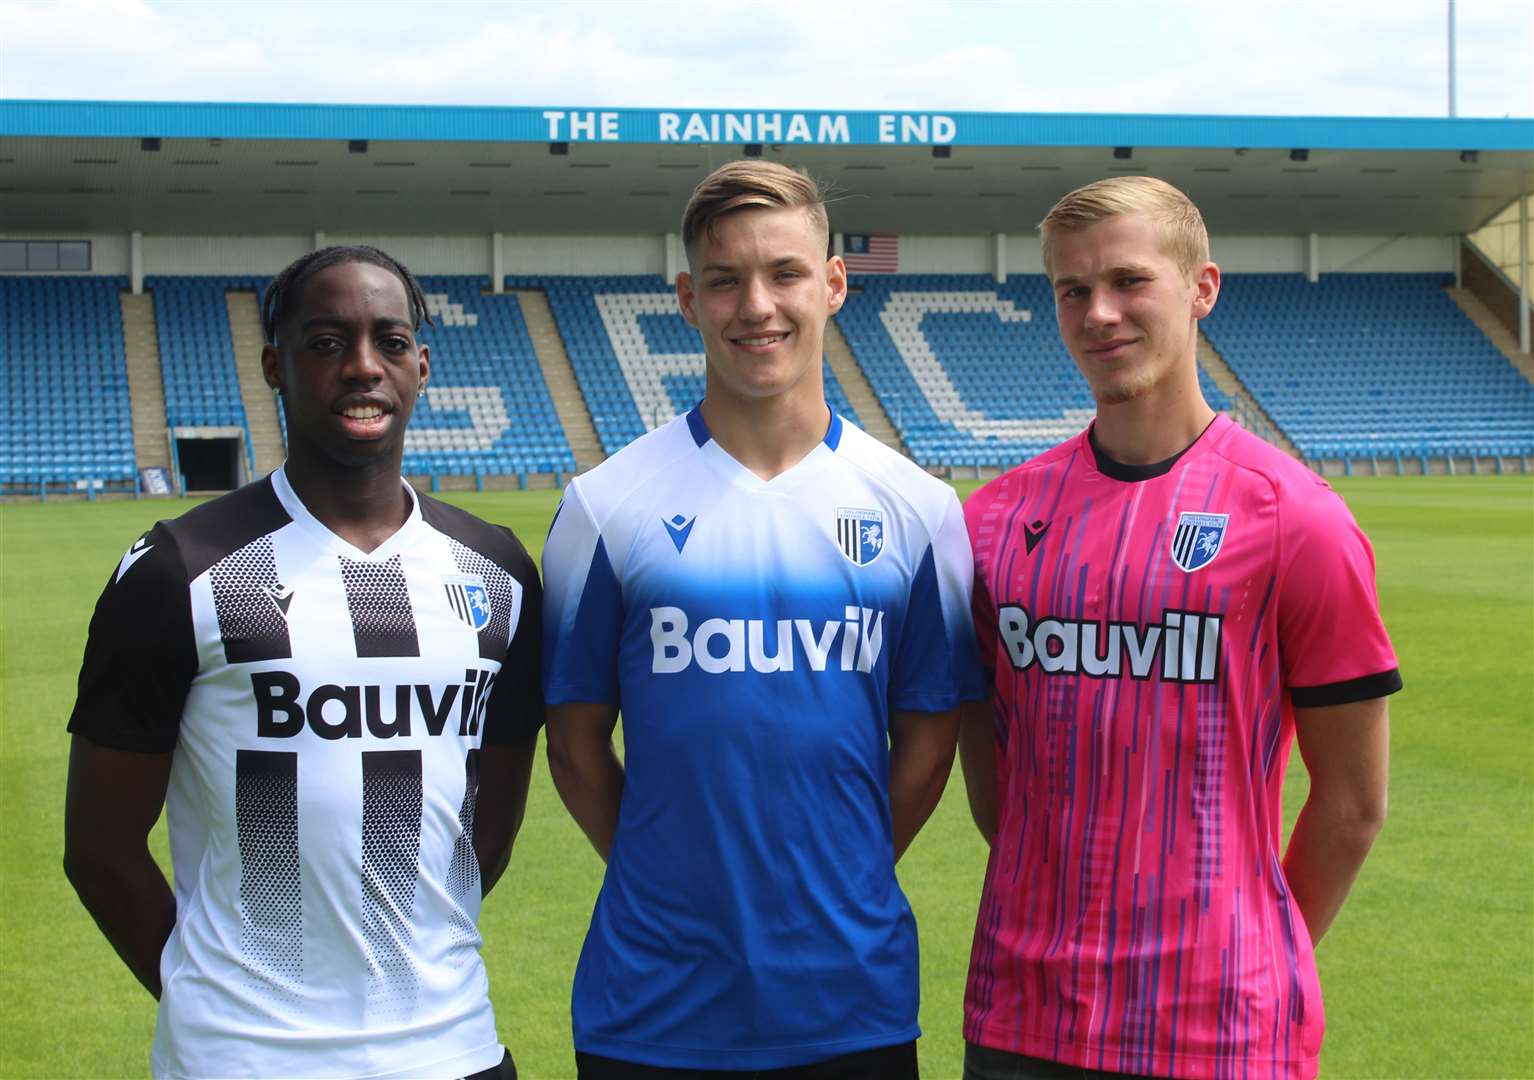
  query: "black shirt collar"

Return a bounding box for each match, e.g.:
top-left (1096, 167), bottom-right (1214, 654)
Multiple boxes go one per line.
top-left (1089, 416), bottom-right (1219, 483)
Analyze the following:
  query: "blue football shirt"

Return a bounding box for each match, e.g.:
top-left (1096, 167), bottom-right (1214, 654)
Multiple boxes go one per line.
top-left (542, 406), bottom-right (984, 1069)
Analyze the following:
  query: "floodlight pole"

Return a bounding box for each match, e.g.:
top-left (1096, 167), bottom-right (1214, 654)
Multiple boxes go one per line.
top-left (1447, 0), bottom-right (1457, 118)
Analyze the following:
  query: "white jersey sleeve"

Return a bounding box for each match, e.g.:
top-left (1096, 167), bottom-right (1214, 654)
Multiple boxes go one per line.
top-left (542, 480), bottom-right (624, 705)
top-left (888, 488), bottom-right (985, 712)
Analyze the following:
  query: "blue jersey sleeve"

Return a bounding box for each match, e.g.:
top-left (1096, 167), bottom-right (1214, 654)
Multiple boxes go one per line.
top-left (889, 491), bottom-right (987, 712)
top-left (541, 481), bottom-right (624, 705)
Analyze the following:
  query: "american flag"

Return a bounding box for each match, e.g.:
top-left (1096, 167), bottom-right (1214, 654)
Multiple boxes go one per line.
top-left (842, 233), bottom-right (899, 273)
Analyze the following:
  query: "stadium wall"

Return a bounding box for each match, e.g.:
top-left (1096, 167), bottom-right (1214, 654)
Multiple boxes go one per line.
top-left (324, 234), bottom-right (494, 276)
top-left (502, 235), bottom-right (665, 277)
top-left (1315, 235), bottom-right (1459, 274)
top-left (142, 235), bottom-right (310, 275)
top-left (899, 236), bottom-right (997, 274)
top-left (0, 231), bottom-right (1458, 279)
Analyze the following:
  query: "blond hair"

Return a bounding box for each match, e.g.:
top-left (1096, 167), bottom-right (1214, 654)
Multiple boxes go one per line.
top-left (1040, 176), bottom-right (1209, 278)
top-left (681, 160), bottom-right (830, 257)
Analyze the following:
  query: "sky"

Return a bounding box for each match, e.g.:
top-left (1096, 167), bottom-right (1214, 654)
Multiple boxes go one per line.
top-left (0, 0), bottom-right (1530, 119)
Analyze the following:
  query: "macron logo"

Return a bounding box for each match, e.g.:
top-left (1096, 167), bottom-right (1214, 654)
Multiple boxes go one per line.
top-left (663, 514), bottom-right (697, 554)
top-left (262, 583), bottom-right (295, 618)
top-left (1023, 519), bottom-right (1049, 555)
top-left (115, 537), bottom-right (153, 583)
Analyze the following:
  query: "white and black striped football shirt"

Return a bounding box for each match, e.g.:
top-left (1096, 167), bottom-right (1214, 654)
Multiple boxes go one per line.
top-left (69, 466), bottom-right (541, 1080)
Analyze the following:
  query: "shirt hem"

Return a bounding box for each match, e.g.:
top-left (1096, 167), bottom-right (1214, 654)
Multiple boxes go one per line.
top-left (544, 685), bottom-right (617, 706)
top-left (891, 690), bottom-right (963, 713)
top-left (69, 724), bottom-right (177, 754)
top-left (575, 1025), bottom-right (921, 1071)
top-left (151, 1039), bottom-right (504, 1080)
top-left (966, 1028), bottom-right (1318, 1080)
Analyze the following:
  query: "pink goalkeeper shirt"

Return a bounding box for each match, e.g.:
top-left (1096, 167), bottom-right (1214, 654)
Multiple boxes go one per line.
top-left (964, 415), bottom-right (1400, 1080)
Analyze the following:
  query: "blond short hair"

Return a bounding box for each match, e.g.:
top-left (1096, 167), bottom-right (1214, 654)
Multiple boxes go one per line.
top-left (681, 160), bottom-right (830, 258)
top-left (1039, 176), bottom-right (1209, 279)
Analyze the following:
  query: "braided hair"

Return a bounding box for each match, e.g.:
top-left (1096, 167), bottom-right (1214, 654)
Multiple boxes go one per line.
top-left (261, 245), bottom-right (433, 346)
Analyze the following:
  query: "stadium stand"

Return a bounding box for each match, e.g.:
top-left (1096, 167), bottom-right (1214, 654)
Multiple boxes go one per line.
top-left (149, 276), bottom-right (259, 432)
top-left (1203, 273), bottom-right (1534, 465)
top-left (838, 274), bottom-right (1232, 469)
top-left (0, 276), bottom-right (137, 493)
top-left (5, 269), bottom-right (1527, 497)
top-left (140, 275), bottom-right (575, 484)
top-left (513, 275), bottom-right (861, 454)
top-left (408, 277), bottom-right (576, 480)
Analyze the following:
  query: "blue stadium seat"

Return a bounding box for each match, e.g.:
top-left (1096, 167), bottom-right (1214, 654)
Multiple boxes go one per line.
top-left (405, 277), bottom-right (576, 477)
top-left (1202, 273), bottom-right (1534, 460)
top-left (837, 274), bottom-right (1232, 469)
top-left (147, 276), bottom-right (263, 434)
top-left (0, 276), bottom-right (137, 489)
top-left (510, 275), bottom-right (862, 456)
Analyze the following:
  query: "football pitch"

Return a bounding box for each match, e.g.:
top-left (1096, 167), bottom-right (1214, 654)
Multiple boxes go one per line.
top-left (2, 476), bottom-right (1530, 1079)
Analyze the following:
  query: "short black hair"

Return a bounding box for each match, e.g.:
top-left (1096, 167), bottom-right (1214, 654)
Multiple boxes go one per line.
top-left (261, 244), bottom-right (432, 345)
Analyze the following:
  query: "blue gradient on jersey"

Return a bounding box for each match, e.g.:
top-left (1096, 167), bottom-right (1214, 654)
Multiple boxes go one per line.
top-left (556, 561), bottom-right (941, 1067)
top-left (574, 572), bottom-right (925, 1066)
top-left (543, 411), bottom-right (975, 1068)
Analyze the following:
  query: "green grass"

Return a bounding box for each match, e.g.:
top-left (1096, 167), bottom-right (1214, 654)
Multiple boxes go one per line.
top-left (2, 477), bottom-right (1530, 1078)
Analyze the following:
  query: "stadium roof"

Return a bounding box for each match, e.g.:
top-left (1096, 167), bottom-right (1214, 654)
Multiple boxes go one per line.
top-left (3, 100), bottom-right (1530, 237)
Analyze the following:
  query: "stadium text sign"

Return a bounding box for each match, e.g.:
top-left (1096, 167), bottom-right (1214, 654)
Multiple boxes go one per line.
top-left (542, 110), bottom-right (957, 145)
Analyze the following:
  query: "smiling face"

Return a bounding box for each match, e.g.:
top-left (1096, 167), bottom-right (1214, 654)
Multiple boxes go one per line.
top-left (261, 260), bottom-right (429, 473)
top-left (1047, 212), bottom-right (1218, 407)
top-left (676, 205), bottom-right (846, 411)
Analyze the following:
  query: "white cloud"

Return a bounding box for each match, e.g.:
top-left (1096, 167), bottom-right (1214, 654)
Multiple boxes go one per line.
top-left (0, 0), bottom-right (1528, 117)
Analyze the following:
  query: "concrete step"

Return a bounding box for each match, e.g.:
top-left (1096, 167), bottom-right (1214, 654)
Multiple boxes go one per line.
top-left (119, 291), bottom-right (172, 476)
top-left (1445, 286), bottom-right (1534, 383)
top-left (226, 292), bottom-right (285, 480)
top-left (512, 288), bottom-right (605, 472)
top-left (825, 317), bottom-right (906, 455)
top-left (1195, 332), bottom-right (1300, 458)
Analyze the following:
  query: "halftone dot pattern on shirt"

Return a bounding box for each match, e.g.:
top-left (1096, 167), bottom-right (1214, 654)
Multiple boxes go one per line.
top-left (445, 749), bottom-right (481, 951)
top-left (360, 749), bottom-right (423, 1022)
top-left (235, 748), bottom-right (303, 1002)
top-left (210, 535), bottom-right (291, 663)
top-left (340, 555), bottom-right (420, 658)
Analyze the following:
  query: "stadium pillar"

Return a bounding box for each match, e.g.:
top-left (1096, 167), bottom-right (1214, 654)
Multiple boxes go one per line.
top-left (1519, 194), bottom-right (1529, 354)
top-left (491, 233), bottom-right (505, 293)
top-left (994, 233), bottom-right (1008, 283)
top-left (833, 233), bottom-right (845, 259)
top-left (1307, 233), bottom-right (1320, 283)
top-left (313, 231), bottom-right (326, 252)
top-left (130, 231), bottom-right (143, 295)
top-left (664, 233), bottom-right (682, 285)
top-left (1454, 235), bottom-right (1462, 287)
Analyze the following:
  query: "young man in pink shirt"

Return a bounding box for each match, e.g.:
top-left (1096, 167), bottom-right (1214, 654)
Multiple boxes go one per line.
top-left (960, 177), bottom-right (1400, 1080)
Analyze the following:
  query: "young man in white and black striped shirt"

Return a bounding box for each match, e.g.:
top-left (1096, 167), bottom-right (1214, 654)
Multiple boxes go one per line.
top-left (65, 247), bottom-right (540, 1080)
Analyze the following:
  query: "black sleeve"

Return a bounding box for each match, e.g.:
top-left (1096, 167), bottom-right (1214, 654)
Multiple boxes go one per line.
top-left (480, 535), bottom-right (544, 745)
top-left (67, 523), bottom-right (198, 753)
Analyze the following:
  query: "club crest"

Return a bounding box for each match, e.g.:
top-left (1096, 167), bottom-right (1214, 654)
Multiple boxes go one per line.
top-left (443, 574), bottom-right (492, 631)
top-left (836, 507), bottom-right (885, 567)
top-left (1171, 511), bottom-right (1230, 573)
